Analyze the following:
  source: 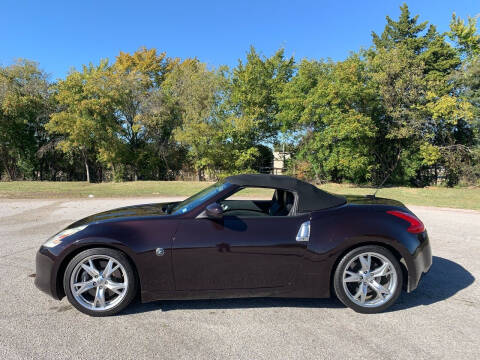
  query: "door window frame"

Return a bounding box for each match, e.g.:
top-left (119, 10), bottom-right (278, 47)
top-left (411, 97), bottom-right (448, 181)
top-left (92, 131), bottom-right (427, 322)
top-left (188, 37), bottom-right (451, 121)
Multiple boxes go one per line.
top-left (217, 185), bottom-right (299, 218)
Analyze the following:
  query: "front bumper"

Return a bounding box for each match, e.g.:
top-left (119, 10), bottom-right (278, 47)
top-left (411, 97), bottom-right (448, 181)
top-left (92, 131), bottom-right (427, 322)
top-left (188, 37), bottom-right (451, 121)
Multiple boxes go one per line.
top-left (34, 246), bottom-right (62, 300)
top-left (407, 231), bottom-right (432, 292)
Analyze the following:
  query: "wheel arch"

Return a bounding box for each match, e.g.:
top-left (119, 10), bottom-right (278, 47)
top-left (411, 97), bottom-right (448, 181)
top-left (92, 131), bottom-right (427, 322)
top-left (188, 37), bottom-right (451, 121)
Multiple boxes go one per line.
top-left (55, 243), bottom-right (140, 300)
top-left (329, 240), bottom-right (409, 297)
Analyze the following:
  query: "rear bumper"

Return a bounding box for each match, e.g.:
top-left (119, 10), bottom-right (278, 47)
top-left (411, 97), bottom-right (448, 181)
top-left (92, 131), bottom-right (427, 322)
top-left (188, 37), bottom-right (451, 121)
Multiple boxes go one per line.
top-left (407, 231), bottom-right (432, 292)
top-left (34, 246), bottom-right (62, 300)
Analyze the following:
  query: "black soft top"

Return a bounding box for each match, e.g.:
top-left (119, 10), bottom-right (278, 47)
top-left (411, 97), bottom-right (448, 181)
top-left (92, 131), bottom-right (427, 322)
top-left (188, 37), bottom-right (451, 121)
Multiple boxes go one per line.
top-left (225, 174), bottom-right (346, 212)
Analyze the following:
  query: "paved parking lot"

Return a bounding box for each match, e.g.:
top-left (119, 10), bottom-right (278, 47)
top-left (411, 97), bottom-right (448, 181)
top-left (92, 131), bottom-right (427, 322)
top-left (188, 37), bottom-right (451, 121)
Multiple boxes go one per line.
top-left (0, 198), bottom-right (478, 359)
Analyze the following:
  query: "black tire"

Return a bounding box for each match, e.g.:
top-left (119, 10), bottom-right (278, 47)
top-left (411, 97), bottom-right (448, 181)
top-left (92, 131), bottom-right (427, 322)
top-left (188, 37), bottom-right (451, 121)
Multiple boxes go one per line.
top-left (333, 245), bottom-right (403, 314)
top-left (63, 248), bottom-right (137, 317)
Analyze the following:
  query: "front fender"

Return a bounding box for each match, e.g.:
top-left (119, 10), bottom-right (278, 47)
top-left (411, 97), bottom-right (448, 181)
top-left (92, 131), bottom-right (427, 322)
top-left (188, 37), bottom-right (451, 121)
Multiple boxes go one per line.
top-left (48, 218), bottom-right (178, 301)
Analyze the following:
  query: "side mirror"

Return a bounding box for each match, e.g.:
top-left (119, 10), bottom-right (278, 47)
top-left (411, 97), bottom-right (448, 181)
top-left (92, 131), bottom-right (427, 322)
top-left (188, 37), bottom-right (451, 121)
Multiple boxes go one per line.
top-left (205, 203), bottom-right (224, 219)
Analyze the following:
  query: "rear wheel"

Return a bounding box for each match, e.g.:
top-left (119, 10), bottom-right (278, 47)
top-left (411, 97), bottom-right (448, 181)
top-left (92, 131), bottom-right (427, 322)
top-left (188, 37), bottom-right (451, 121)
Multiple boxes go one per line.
top-left (333, 245), bottom-right (403, 314)
top-left (63, 248), bottom-right (137, 316)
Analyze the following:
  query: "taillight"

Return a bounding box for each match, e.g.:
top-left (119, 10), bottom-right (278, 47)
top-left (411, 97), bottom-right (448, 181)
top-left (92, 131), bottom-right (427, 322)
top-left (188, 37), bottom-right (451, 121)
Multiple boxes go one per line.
top-left (387, 210), bottom-right (425, 234)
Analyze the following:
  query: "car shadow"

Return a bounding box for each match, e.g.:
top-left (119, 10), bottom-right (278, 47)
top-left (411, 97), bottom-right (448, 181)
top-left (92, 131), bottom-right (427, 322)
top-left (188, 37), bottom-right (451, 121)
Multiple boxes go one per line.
top-left (121, 256), bottom-right (474, 315)
top-left (389, 255), bottom-right (475, 311)
top-left (122, 297), bottom-right (344, 315)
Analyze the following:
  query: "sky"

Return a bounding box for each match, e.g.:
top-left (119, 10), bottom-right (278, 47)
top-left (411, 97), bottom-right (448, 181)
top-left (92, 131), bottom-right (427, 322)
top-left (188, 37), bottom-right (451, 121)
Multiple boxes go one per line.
top-left (1, 0), bottom-right (479, 80)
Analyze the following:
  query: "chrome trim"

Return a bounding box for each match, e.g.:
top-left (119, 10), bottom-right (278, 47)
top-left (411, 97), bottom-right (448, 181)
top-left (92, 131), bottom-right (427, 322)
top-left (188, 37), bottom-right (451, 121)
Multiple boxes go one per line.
top-left (296, 221), bottom-right (310, 242)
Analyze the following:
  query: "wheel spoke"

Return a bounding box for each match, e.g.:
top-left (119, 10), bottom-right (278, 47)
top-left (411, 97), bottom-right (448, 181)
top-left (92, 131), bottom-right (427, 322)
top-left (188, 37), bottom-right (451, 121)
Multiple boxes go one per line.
top-left (81, 259), bottom-right (99, 277)
top-left (106, 280), bottom-right (126, 295)
top-left (344, 271), bottom-right (362, 282)
top-left (73, 280), bottom-right (95, 295)
top-left (102, 259), bottom-right (113, 278)
top-left (102, 259), bottom-right (119, 278)
top-left (371, 262), bottom-right (390, 278)
top-left (368, 280), bottom-right (390, 299)
top-left (353, 283), bottom-right (368, 304)
top-left (359, 283), bottom-right (368, 303)
top-left (359, 254), bottom-right (371, 272)
top-left (362, 283), bottom-right (368, 303)
top-left (353, 286), bottom-right (362, 299)
top-left (93, 286), bottom-right (106, 308)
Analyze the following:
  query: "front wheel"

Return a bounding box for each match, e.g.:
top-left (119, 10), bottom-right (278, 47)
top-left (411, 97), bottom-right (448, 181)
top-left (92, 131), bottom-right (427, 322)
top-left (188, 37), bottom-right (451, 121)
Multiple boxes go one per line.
top-left (63, 248), bottom-right (137, 316)
top-left (333, 245), bottom-right (403, 314)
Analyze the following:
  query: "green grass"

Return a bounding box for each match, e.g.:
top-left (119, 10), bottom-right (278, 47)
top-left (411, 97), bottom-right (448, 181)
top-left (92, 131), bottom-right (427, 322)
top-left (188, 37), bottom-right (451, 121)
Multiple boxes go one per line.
top-left (0, 181), bottom-right (212, 199)
top-left (0, 181), bottom-right (478, 210)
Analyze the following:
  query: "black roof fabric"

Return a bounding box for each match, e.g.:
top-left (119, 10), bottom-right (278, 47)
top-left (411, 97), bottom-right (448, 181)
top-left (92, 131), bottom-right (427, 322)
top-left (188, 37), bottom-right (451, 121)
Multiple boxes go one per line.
top-left (225, 174), bottom-right (346, 212)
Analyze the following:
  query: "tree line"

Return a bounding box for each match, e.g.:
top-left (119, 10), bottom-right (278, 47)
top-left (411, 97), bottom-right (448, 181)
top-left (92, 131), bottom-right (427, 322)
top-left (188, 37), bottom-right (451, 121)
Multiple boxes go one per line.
top-left (1, 4), bottom-right (479, 186)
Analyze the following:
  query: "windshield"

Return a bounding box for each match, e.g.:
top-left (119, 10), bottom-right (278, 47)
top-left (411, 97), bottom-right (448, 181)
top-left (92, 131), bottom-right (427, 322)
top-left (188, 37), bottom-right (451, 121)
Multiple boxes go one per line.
top-left (170, 181), bottom-right (231, 215)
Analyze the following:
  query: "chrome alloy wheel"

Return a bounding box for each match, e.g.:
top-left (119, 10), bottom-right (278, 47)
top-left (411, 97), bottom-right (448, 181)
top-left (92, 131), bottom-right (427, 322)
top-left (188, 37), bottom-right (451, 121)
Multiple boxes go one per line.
top-left (342, 252), bottom-right (398, 308)
top-left (70, 255), bottom-right (128, 311)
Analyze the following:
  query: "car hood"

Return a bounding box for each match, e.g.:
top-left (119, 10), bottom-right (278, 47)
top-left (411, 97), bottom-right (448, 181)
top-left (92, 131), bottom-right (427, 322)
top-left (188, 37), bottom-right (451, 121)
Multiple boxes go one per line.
top-left (68, 202), bottom-right (178, 228)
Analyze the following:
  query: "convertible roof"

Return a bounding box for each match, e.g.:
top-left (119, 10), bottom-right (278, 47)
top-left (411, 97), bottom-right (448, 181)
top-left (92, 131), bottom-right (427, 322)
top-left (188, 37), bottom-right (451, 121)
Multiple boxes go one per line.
top-left (225, 174), bottom-right (346, 212)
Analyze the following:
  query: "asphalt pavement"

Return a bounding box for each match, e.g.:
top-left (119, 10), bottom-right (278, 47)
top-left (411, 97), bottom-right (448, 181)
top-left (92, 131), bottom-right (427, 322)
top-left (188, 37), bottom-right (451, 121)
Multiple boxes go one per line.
top-left (0, 197), bottom-right (478, 359)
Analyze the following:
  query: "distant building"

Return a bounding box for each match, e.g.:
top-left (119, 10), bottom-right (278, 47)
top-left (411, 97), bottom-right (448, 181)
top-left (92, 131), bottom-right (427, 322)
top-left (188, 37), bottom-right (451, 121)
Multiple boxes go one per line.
top-left (272, 151), bottom-right (291, 175)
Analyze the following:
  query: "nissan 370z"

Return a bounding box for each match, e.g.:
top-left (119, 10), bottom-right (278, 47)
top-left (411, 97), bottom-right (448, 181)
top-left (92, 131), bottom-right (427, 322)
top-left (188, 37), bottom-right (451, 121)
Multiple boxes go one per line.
top-left (35, 174), bottom-right (432, 316)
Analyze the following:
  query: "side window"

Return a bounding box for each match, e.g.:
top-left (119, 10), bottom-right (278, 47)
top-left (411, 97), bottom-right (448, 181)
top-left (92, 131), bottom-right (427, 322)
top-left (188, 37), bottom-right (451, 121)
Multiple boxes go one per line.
top-left (220, 187), bottom-right (295, 217)
top-left (268, 189), bottom-right (296, 216)
top-left (224, 187), bottom-right (275, 200)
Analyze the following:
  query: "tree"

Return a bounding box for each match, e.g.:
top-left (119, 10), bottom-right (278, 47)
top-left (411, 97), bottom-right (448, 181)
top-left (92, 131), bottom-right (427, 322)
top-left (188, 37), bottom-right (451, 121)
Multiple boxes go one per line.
top-left (136, 81), bottom-right (186, 180)
top-left (109, 47), bottom-right (172, 180)
top-left (277, 3), bottom-right (478, 186)
top-left (278, 56), bottom-right (378, 182)
top-left (368, 44), bottom-right (427, 184)
top-left (370, 4), bottom-right (475, 186)
top-left (0, 60), bottom-right (52, 180)
top-left (417, 14), bottom-right (480, 185)
top-left (46, 61), bottom-right (119, 182)
top-left (448, 55), bottom-right (480, 184)
top-left (47, 48), bottom-right (182, 182)
top-left (164, 59), bottom-right (227, 179)
top-left (449, 14), bottom-right (480, 59)
top-left (372, 3), bottom-right (434, 55)
top-left (228, 47), bottom-right (295, 145)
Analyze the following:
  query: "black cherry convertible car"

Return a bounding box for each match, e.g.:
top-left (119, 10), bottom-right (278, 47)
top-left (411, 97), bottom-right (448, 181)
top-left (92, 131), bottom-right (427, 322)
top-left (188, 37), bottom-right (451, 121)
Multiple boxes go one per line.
top-left (35, 174), bottom-right (432, 316)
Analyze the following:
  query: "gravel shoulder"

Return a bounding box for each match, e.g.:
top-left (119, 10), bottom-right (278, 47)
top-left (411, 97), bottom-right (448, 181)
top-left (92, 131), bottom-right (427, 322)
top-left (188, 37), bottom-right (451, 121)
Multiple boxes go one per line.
top-left (0, 198), bottom-right (478, 360)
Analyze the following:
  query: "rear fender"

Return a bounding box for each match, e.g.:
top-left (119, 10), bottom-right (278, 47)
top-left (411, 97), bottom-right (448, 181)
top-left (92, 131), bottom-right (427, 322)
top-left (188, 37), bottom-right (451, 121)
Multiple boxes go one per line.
top-left (305, 206), bottom-right (424, 295)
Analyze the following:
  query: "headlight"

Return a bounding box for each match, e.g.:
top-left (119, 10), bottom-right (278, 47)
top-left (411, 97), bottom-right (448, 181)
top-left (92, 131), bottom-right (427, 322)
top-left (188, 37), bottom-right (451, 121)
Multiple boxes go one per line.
top-left (43, 225), bottom-right (88, 248)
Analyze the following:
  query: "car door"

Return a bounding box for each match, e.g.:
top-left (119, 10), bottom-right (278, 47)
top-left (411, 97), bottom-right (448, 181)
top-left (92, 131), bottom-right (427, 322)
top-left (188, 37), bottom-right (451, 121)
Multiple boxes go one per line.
top-left (172, 213), bottom-right (310, 291)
